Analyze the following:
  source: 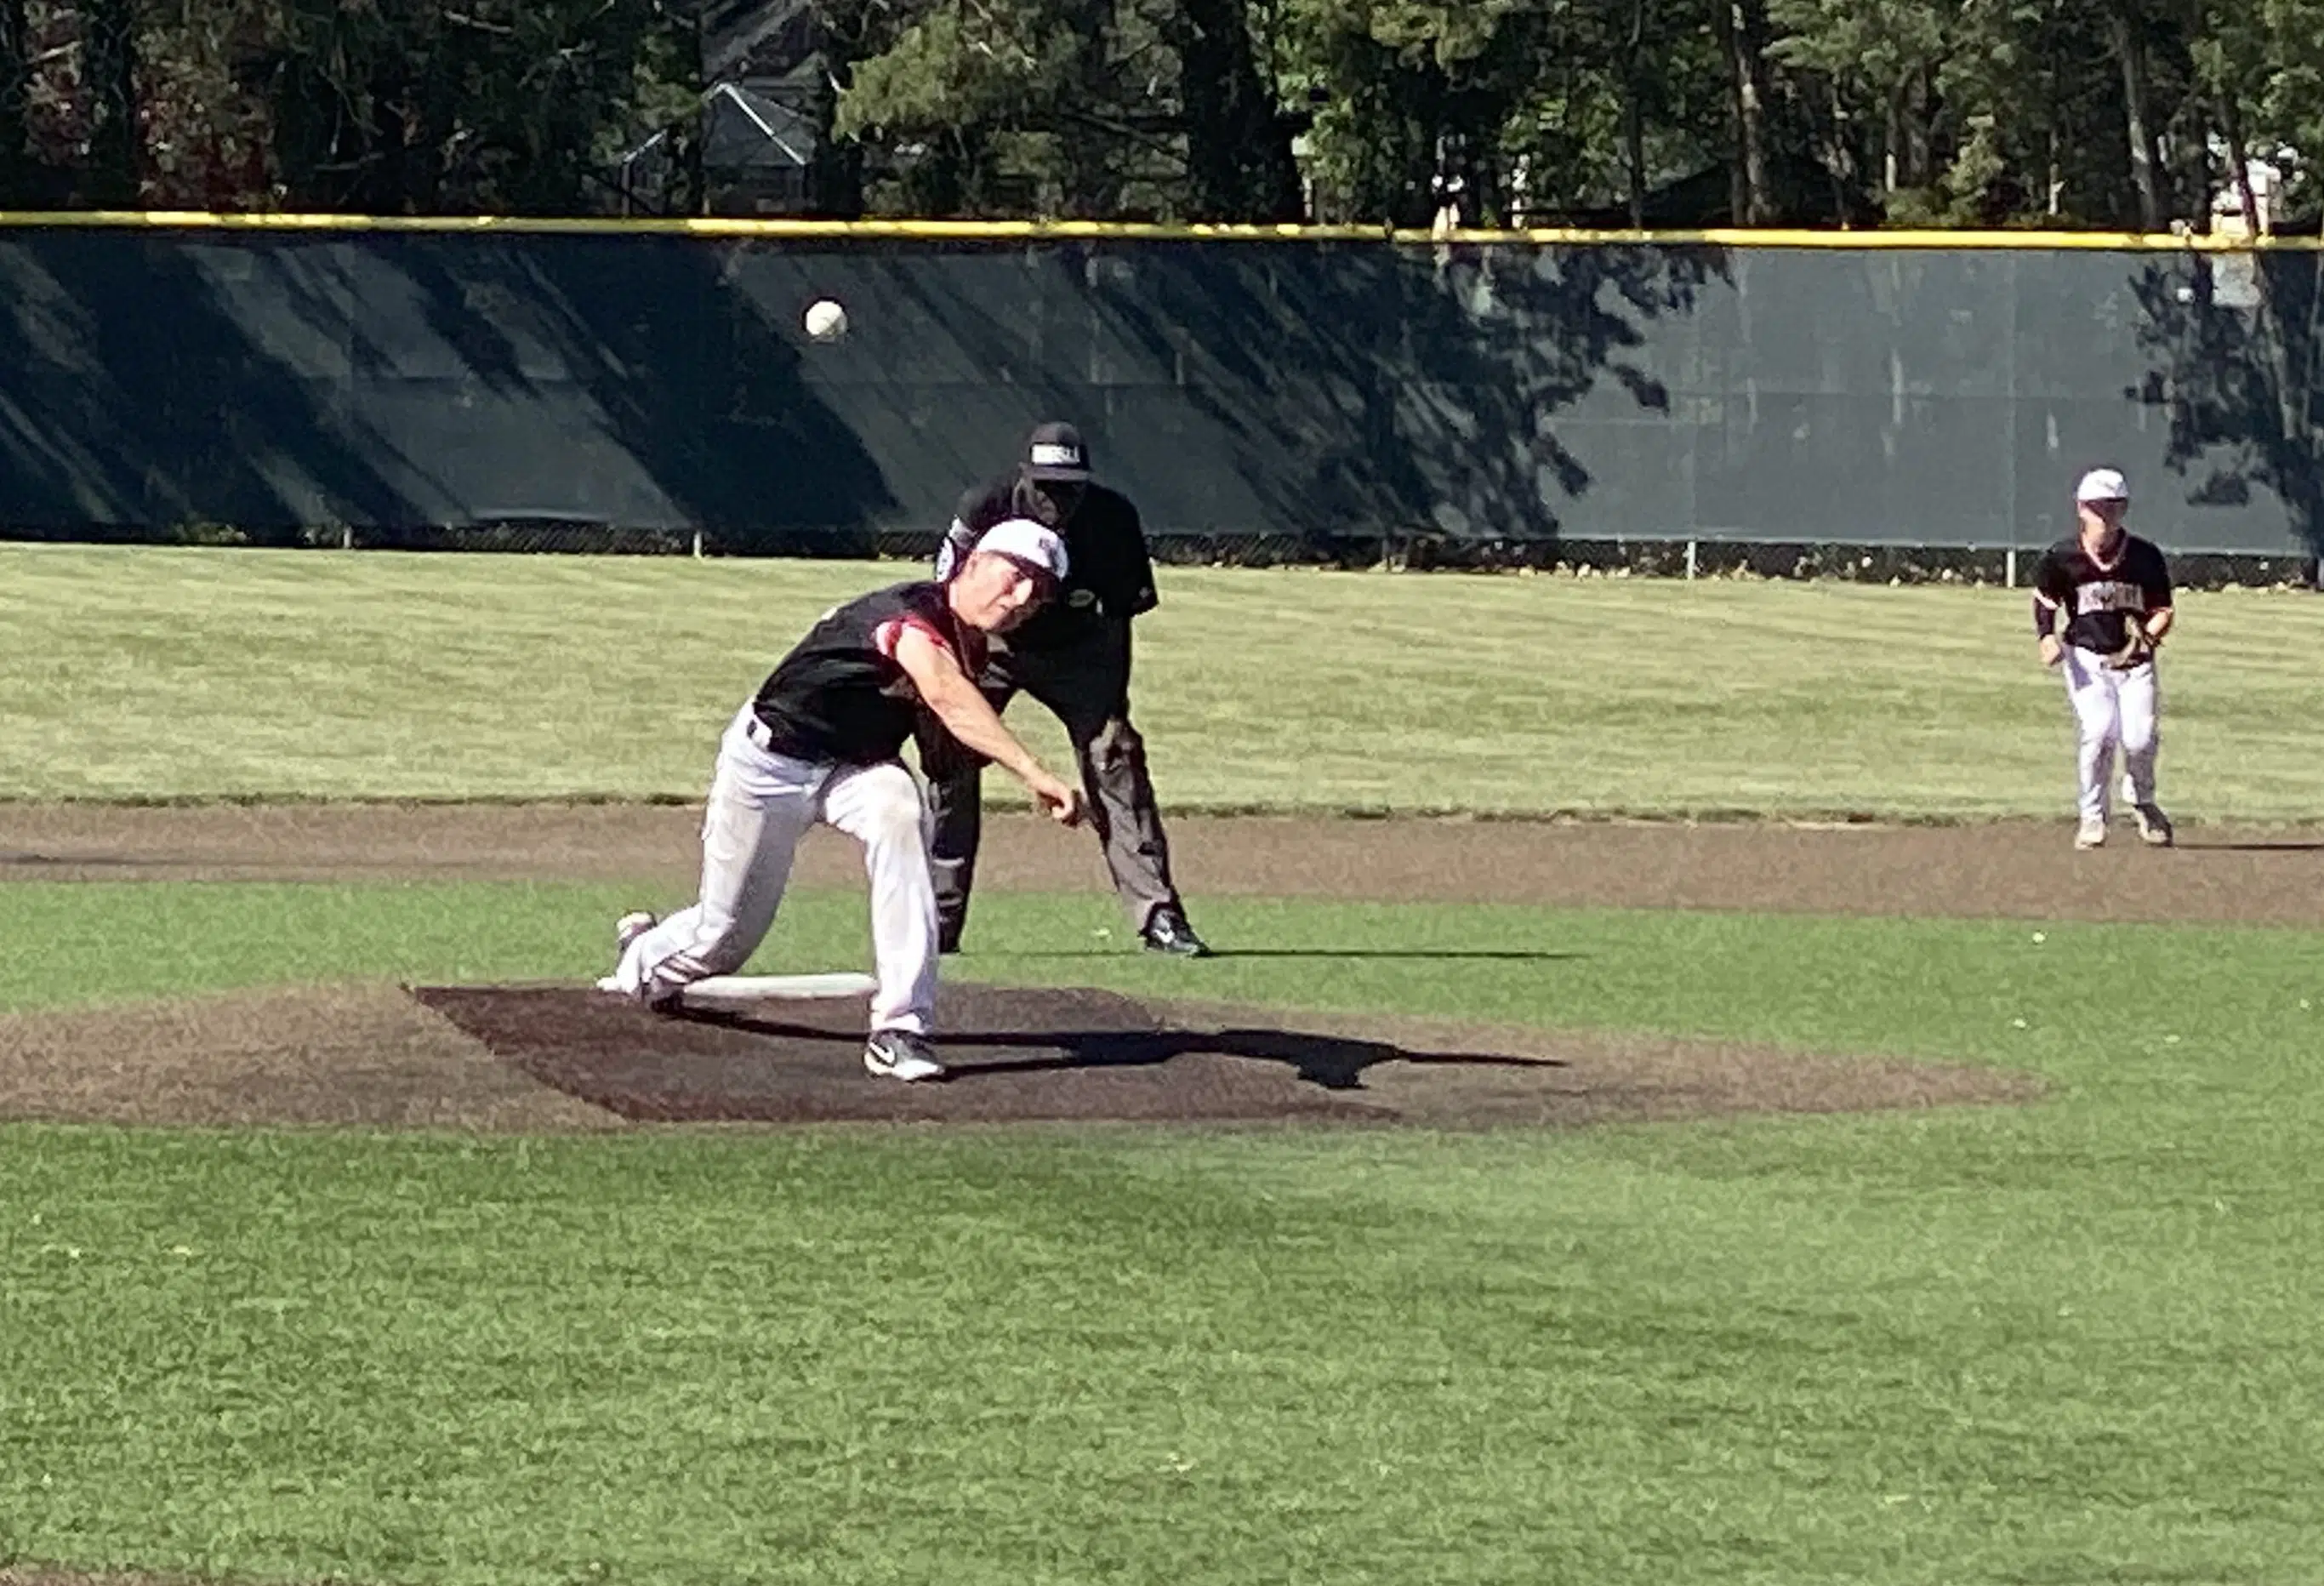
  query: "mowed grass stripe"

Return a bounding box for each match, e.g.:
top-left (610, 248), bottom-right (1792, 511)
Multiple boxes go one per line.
top-left (3, 545), bottom-right (2320, 818)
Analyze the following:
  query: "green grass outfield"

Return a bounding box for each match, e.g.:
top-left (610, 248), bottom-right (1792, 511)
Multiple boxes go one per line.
top-left (5, 545), bottom-right (2323, 1583)
top-left (3, 544), bottom-right (2320, 819)
top-left (3, 881), bottom-right (2322, 1584)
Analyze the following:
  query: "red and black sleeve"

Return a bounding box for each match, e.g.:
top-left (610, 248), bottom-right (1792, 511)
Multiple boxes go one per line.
top-left (872, 613), bottom-right (957, 663)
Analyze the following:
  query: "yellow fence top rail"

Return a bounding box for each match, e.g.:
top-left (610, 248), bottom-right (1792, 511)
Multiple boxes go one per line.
top-left (0, 208), bottom-right (2315, 250)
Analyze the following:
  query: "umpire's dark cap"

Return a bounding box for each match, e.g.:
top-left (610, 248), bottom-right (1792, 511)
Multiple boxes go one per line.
top-left (1024, 420), bottom-right (1092, 482)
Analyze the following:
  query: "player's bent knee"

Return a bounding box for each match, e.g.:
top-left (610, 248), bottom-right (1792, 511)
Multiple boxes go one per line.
top-left (865, 807), bottom-right (926, 850)
top-left (855, 772), bottom-right (931, 847)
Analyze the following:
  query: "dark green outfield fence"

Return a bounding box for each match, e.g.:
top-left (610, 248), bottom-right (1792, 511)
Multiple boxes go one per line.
top-left (3, 218), bottom-right (2321, 559)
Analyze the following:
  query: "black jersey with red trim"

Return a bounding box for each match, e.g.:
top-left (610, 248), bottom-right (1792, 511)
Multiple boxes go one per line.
top-left (750, 581), bottom-right (981, 764)
top-left (2033, 534), bottom-right (2173, 653)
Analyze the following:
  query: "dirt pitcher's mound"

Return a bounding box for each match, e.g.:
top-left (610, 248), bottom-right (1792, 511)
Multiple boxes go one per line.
top-left (412, 983), bottom-right (2040, 1130)
top-left (0, 982), bottom-right (2039, 1133)
top-left (0, 984), bottom-right (616, 1132)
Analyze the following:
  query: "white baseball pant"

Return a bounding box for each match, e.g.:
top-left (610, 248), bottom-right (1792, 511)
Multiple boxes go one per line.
top-left (609, 705), bottom-right (939, 1034)
top-left (2061, 645), bottom-right (2161, 823)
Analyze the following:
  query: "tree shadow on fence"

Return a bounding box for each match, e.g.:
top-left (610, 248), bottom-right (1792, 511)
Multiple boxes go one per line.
top-left (2127, 251), bottom-right (2324, 559)
top-left (0, 235), bottom-right (417, 539)
top-left (387, 235), bottom-right (899, 547)
top-left (0, 231), bottom-right (899, 547)
top-left (1085, 238), bottom-right (1728, 545)
top-left (2, 229), bottom-right (1719, 555)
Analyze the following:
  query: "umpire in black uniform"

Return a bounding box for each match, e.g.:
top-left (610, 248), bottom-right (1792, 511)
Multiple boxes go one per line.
top-left (916, 421), bottom-right (1210, 957)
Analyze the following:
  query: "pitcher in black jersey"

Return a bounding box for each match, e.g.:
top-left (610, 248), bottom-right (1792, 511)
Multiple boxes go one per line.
top-left (2032, 467), bottom-right (2178, 850)
top-left (916, 421), bottom-right (1210, 959)
top-left (603, 521), bottom-right (1087, 1082)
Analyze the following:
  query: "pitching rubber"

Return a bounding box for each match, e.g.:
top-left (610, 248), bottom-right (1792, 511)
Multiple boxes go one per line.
top-left (594, 972), bottom-right (880, 1004)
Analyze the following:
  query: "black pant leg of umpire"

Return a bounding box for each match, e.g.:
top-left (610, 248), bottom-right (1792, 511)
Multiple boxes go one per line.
top-left (1014, 619), bottom-right (1186, 933)
top-left (914, 665), bottom-right (1018, 938)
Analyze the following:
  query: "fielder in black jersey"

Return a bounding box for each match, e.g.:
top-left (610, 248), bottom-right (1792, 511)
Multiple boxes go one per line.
top-left (915, 420), bottom-right (1210, 957)
top-left (2031, 467), bottom-right (2178, 849)
top-left (604, 521), bottom-right (1087, 1083)
top-left (2033, 536), bottom-right (2173, 659)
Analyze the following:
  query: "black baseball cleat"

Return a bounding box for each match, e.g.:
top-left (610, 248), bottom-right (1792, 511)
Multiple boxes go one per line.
top-left (1140, 907), bottom-right (1213, 958)
top-left (937, 918), bottom-right (965, 956)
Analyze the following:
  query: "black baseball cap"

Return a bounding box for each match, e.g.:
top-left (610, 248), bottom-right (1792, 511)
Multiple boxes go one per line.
top-left (1023, 420), bottom-right (1091, 482)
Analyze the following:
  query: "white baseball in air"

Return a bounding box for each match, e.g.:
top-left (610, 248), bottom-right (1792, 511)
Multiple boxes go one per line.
top-left (804, 299), bottom-right (849, 341)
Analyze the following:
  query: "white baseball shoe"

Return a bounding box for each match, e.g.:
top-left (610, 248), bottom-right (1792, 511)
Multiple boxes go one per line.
top-left (598, 912), bottom-right (668, 1000)
top-left (2075, 818), bottom-right (2107, 850)
top-left (2132, 803), bottom-right (2175, 847)
top-left (614, 910), bottom-right (657, 960)
top-left (863, 1030), bottom-right (948, 1083)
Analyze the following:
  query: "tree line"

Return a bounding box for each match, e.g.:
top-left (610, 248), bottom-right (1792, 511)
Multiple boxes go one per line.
top-left (1, 0), bottom-right (2316, 231)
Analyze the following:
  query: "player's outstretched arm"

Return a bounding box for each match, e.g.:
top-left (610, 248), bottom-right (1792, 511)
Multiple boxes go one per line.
top-left (892, 629), bottom-right (1086, 826)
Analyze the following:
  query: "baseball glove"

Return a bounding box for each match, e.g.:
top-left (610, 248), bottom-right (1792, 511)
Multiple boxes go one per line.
top-left (2105, 614), bottom-right (2156, 670)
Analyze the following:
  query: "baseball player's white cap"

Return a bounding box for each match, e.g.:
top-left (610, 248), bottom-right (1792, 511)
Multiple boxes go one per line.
top-left (2075, 467), bottom-right (2130, 504)
top-left (973, 517), bottom-right (1069, 581)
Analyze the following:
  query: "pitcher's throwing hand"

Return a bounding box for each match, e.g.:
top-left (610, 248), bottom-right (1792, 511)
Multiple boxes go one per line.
top-left (1028, 771), bottom-right (1086, 826)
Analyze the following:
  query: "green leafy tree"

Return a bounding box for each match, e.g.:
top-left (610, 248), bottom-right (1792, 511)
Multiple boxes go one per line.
top-left (1767, 0), bottom-right (1946, 200)
top-left (836, 0), bottom-right (1185, 215)
top-left (79, 0), bottom-right (132, 202)
top-left (0, 0), bottom-right (31, 202)
top-left (254, 0), bottom-right (696, 214)
top-left (1175, 0), bottom-right (1300, 218)
top-left (1272, 0), bottom-right (1578, 225)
